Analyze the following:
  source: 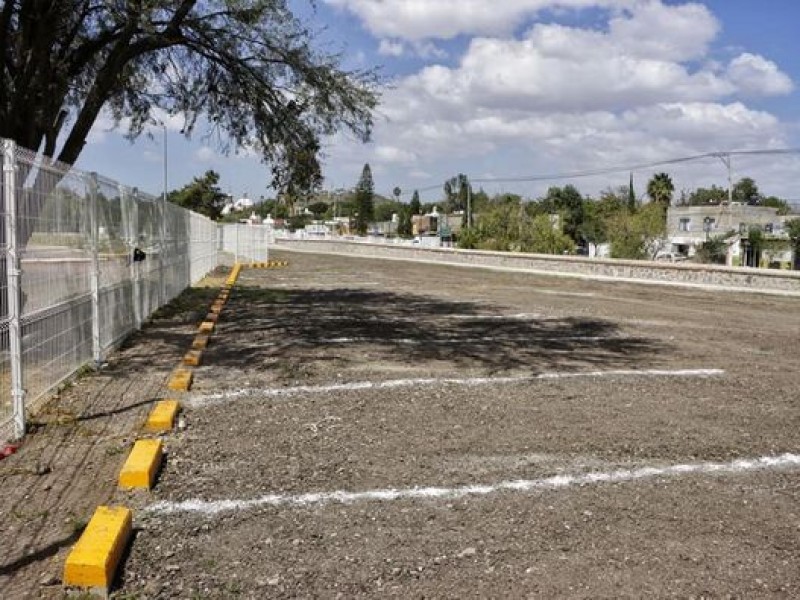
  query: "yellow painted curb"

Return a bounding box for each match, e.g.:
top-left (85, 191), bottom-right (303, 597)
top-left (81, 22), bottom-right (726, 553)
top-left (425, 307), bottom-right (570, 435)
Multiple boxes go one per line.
top-left (210, 302), bottom-right (224, 314)
top-left (167, 368), bottom-right (193, 391)
top-left (198, 320), bottom-right (215, 334)
top-left (205, 312), bottom-right (219, 323)
top-left (191, 334), bottom-right (209, 350)
top-left (144, 399), bottom-right (181, 432)
top-left (119, 439), bottom-right (163, 490)
top-left (63, 505), bottom-right (132, 591)
top-left (183, 349), bottom-right (202, 367)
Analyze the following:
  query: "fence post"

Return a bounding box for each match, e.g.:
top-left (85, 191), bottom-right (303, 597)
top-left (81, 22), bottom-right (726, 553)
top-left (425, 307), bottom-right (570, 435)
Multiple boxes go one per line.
top-left (158, 194), bottom-right (166, 307)
top-left (122, 185), bottom-right (142, 330)
top-left (3, 139), bottom-right (26, 439)
top-left (88, 172), bottom-right (102, 367)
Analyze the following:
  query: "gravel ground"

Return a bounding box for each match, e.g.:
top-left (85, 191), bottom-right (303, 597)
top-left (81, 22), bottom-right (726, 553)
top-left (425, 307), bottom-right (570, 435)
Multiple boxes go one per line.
top-left (5, 249), bottom-right (798, 598)
top-left (0, 269), bottom-right (230, 599)
top-left (115, 251), bottom-right (800, 598)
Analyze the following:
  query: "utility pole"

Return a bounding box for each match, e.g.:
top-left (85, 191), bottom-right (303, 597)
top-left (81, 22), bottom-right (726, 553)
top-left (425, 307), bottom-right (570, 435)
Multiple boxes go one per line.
top-left (716, 152), bottom-right (733, 205)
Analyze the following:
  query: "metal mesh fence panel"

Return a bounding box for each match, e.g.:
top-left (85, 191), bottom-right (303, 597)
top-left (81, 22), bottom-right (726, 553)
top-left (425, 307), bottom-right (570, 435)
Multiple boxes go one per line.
top-left (0, 138), bottom-right (223, 441)
top-left (219, 223), bottom-right (269, 262)
top-left (0, 145), bottom-right (11, 431)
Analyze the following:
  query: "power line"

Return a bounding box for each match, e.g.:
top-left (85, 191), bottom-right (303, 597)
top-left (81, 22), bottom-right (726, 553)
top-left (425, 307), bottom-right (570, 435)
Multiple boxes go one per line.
top-left (385, 148), bottom-right (800, 199)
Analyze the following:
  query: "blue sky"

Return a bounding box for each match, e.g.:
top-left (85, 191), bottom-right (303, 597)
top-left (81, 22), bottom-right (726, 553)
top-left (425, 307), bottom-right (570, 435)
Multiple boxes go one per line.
top-left (76, 1), bottom-right (800, 205)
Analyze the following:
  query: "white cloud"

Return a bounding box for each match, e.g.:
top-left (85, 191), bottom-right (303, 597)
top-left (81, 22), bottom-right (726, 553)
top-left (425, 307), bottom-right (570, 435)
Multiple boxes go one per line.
top-left (325, 0), bottom-right (633, 41)
top-left (194, 146), bottom-right (217, 163)
top-left (608, 1), bottom-right (719, 62)
top-left (322, 1), bottom-right (795, 200)
top-left (374, 145), bottom-right (417, 164)
top-left (726, 53), bottom-right (794, 96)
top-left (378, 39), bottom-right (404, 57)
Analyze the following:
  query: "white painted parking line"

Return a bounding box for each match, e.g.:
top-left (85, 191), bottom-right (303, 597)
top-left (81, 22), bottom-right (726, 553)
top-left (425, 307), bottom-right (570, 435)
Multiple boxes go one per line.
top-left (147, 452), bottom-right (800, 516)
top-left (314, 335), bottom-right (617, 345)
top-left (189, 369), bottom-right (724, 407)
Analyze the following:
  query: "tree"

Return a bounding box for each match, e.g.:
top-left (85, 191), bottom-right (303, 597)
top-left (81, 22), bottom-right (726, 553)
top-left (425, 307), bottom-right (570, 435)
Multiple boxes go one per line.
top-left (373, 199), bottom-right (404, 222)
top-left (444, 174), bottom-right (472, 224)
top-left (0, 1), bottom-right (377, 188)
top-left (409, 190), bottom-right (421, 216)
top-left (536, 185), bottom-right (584, 242)
top-left (761, 196), bottom-right (791, 215)
top-left (354, 163), bottom-right (374, 235)
top-left (786, 218), bottom-right (800, 270)
top-left (685, 185), bottom-right (728, 206)
top-left (307, 202), bottom-right (329, 219)
top-left (607, 202), bottom-right (666, 259)
top-left (397, 207), bottom-right (413, 238)
top-left (695, 233), bottom-right (733, 265)
top-left (526, 215), bottom-right (575, 255)
top-left (646, 172), bottom-right (674, 206)
top-left (168, 170), bottom-right (226, 220)
top-left (733, 177), bottom-right (760, 205)
top-left (579, 188), bottom-right (627, 246)
top-left (628, 172), bottom-right (636, 212)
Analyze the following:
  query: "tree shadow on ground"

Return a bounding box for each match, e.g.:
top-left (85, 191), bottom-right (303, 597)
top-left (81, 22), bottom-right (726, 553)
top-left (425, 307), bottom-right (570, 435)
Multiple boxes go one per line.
top-left (210, 286), bottom-right (671, 375)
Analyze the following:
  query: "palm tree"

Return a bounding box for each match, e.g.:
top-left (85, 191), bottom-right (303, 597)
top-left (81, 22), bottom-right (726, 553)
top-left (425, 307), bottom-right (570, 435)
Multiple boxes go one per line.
top-left (647, 172), bottom-right (675, 206)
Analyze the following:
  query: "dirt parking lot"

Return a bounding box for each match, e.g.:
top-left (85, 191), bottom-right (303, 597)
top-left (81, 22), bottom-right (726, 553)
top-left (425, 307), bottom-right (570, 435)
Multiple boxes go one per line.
top-left (4, 249), bottom-right (799, 598)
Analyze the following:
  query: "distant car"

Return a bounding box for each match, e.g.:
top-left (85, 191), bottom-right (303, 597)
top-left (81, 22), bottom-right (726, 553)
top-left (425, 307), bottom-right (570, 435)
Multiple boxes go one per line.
top-left (655, 251), bottom-right (688, 262)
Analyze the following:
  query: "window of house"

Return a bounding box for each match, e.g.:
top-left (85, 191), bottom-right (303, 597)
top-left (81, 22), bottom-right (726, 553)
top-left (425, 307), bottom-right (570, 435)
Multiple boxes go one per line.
top-left (678, 218), bottom-right (690, 232)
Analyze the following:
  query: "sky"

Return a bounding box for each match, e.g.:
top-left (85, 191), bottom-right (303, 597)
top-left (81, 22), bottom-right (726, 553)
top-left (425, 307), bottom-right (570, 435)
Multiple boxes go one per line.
top-left (76, 1), bottom-right (800, 206)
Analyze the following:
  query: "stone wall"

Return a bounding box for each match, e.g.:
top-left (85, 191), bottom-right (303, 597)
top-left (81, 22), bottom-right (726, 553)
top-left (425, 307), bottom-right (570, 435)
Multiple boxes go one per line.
top-left (273, 239), bottom-right (800, 296)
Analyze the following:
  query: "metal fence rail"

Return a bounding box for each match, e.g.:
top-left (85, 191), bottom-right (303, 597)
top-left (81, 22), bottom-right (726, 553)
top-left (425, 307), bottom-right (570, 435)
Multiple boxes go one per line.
top-left (0, 138), bottom-right (231, 441)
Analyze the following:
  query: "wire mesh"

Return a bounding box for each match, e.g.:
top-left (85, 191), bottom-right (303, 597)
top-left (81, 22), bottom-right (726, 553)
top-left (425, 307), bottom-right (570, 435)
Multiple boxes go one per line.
top-left (0, 146), bottom-right (11, 431)
top-left (0, 138), bottom-right (226, 440)
top-left (219, 223), bottom-right (269, 262)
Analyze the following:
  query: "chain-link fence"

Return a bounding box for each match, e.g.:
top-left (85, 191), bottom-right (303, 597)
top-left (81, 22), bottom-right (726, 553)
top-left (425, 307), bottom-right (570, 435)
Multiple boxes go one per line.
top-left (0, 138), bottom-right (225, 441)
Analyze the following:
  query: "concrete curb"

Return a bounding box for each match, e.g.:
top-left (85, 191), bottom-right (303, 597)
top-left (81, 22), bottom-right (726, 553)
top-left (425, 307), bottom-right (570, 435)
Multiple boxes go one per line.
top-left (62, 262), bottom-right (245, 595)
top-left (63, 506), bottom-right (133, 592)
top-left (118, 439), bottom-right (163, 490)
top-left (144, 400), bottom-right (181, 433)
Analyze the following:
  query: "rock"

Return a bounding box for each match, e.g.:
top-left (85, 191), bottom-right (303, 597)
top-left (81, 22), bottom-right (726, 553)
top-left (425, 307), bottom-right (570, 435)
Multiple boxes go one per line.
top-left (458, 547), bottom-right (477, 558)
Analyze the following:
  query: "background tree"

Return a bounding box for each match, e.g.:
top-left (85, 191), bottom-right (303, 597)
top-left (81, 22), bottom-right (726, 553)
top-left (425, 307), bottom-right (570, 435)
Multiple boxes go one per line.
top-left (761, 196), bottom-right (791, 215)
top-left (354, 163), bottom-right (374, 235)
top-left (733, 177), bottom-right (761, 205)
top-left (409, 190), bottom-right (421, 216)
top-left (684, 185), bottom-right (728, 206)
top-left (647, 172), bottom-right (674, 206)
top-left (397, 207), bottom-right (413, 238)
top-left (373, 199), bottom-right (404, 222)
top-left (607, 202), bottom-right (667, 259)
top-left (0, 1), bottom-right (377, 192)
top-left (695, 233), bottom-right (733, 265)
top-left (443, 174), bottom-right (471, 221)
top-left (535, 185), bottom-right (584, 243)
top-left (307, 202), bottom-right (329, 219)
top-left (526, 215), bottom-right (575, 255)
top-left (628, 173), bottom-right (636, 211)
top-left (167, 170), bottom-right (227, 220)
top-left (786, 218), bottom-right (800, 270)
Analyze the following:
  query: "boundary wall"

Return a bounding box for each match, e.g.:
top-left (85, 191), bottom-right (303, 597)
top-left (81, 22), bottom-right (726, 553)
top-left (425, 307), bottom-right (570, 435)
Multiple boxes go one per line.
top-left (274, 238), bottom-right (800, 296)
